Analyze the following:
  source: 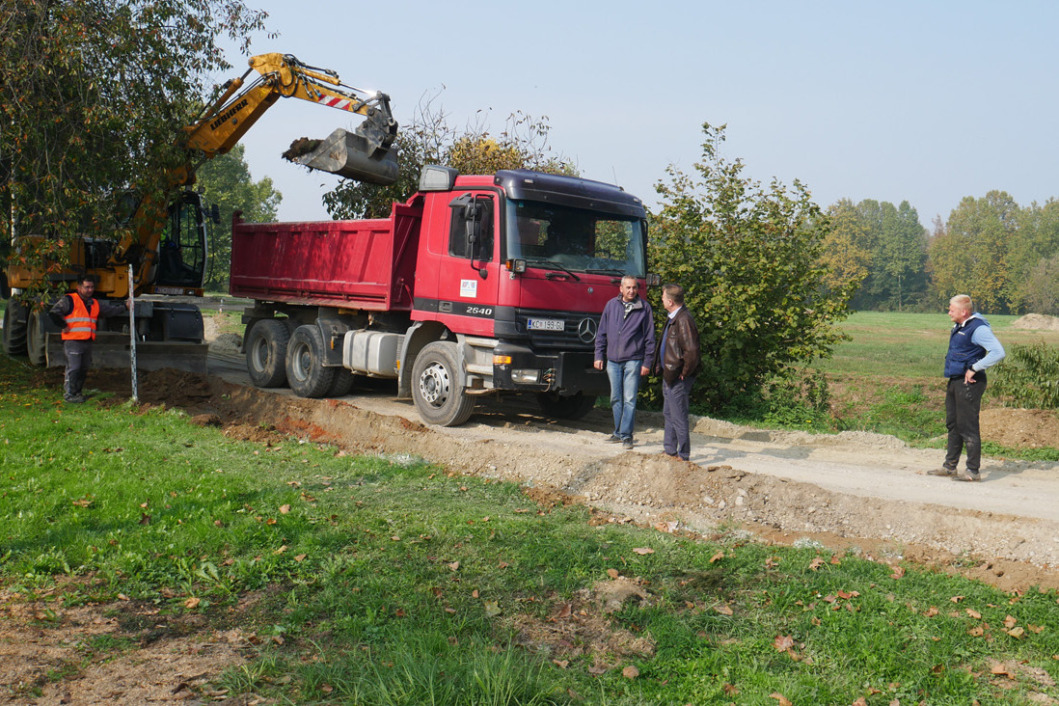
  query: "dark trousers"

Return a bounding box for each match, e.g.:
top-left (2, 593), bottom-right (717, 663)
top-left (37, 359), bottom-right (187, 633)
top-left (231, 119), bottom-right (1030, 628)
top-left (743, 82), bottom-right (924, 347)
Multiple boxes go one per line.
top-left (662, 375), bottom-right (695, 460)
top-left (63, 340), bottom-right (93, 397)
top-left (944, 375), bottom-right (986, 473)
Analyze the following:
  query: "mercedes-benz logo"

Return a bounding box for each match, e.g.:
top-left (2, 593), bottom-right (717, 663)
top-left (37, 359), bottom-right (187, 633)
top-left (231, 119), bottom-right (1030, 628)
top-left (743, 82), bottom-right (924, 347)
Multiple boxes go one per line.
top-left (577, 317), bottom-right (598, 344)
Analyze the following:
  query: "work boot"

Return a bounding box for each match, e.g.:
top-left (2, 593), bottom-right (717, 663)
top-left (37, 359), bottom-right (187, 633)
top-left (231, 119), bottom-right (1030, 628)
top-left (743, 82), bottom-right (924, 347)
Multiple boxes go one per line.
top-left (64, 393), bottom-right (85, 404)
top-left (952, 471), bottom-right (981, 482)
top-left (622, 438), bottom-right (634, 450)
top-left (927, 467), bottom-right (956, 477)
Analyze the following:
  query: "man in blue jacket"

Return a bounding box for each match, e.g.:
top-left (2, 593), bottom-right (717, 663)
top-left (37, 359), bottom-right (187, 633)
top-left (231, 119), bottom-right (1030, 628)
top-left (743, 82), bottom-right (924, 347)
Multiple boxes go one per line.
top-left (928, 294), bottom-right (1005, 482)
top-left (594, 276), bottom-right (656, 449)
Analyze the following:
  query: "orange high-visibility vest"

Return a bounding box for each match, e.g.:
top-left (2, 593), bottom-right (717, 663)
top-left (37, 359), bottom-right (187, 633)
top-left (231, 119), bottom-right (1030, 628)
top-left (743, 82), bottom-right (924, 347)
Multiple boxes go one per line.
top-left (62, 294), bottom-right (100, 341)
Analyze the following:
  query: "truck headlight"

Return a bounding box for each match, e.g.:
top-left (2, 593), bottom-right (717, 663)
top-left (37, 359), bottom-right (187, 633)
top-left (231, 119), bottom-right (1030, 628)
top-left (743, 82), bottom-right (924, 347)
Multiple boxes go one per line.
top-left (511, 369), bottom-right (541, 384)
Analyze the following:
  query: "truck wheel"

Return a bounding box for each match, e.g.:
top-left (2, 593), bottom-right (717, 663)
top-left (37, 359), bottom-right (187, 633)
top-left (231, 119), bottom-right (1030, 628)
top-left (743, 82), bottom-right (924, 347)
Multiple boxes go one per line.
top-left (26, 310), bottom-right (47, 366)
top-left (537, 391), bottom-right (597, 420)
top-left (411, 341), bottom-right (474, 426)
top-left (245, 319), bottom-right (290, 388)
top-left (327, 369), bottom-right (356, 397)
top-left (2, 300), bottom-right (29, 356)
top-left (285, 325), bottom-right (336, 398)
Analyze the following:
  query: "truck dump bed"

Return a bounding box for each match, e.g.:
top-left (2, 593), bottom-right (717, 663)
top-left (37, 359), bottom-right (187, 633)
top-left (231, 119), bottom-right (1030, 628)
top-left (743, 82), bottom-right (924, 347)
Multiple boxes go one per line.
top-left (229, 204), bottom-right (420, 311)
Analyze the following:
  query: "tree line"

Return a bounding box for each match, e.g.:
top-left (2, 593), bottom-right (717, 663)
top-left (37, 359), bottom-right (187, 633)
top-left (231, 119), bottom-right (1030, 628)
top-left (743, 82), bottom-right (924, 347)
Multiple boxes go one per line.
top-left (823, 193), bottom-right (1059, 316)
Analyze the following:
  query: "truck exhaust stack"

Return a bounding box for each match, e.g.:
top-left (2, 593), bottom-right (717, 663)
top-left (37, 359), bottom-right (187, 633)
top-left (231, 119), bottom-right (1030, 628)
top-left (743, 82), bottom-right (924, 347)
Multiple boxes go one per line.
top-left (284, 128), bottom-right (399, 185)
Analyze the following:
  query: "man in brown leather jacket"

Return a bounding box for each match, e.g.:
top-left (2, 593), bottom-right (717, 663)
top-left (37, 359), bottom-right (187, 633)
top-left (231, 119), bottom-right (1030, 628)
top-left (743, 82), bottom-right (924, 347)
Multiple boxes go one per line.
top-left (654, 284), bottom-right (701, 460)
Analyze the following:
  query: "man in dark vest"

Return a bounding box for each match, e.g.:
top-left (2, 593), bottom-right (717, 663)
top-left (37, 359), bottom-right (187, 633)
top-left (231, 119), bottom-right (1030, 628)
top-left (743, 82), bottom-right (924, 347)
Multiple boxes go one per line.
top-left (928, 294), bottom-right (1005, 482)
top-left (48, 274), bottom-right (129, 403)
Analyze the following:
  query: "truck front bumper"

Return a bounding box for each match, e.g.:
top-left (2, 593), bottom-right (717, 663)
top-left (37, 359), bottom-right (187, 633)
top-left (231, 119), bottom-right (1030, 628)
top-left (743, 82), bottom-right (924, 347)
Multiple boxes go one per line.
top-left (491, 342), bottom-right (608, 394)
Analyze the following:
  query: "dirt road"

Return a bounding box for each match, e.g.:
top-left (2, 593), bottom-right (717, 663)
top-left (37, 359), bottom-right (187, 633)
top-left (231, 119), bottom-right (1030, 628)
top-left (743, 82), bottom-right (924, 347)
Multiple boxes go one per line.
top-left (200, 343), bottom-right (1059, 592)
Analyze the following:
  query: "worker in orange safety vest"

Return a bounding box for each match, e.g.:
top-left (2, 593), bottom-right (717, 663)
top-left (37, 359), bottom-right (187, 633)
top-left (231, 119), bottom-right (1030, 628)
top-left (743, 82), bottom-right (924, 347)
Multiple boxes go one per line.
top-left (48, 274), bottom-right (129, 403)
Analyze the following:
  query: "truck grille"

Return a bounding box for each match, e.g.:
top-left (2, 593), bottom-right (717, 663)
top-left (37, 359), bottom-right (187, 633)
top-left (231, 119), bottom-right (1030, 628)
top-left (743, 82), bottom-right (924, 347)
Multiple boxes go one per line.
top-left (511, 309), bottom-right (600, 351)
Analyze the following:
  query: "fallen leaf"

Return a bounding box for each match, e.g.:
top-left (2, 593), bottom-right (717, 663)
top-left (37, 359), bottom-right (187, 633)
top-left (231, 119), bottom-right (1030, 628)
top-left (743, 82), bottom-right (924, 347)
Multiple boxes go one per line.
top-left (709, 550), bottom-right (725, 563)
top-left (924, 606), bottom-right (939, 617)
top-left (808, 556), bottom-right (825, 571)
top-left (622, 665), bottom-right (640, 679)
top-left (968, 626), bottom-right (985, 637)
top-left (769, 693), bottom-right (793, 706)
top-left (890, 566), bottom-right (905, 579)
top-left (448, 561), bottom-right (460, 571)
top-left (773, 634), bottom-right (795, 652)
top-left (607, 568), bottom-right (620, 579)
top-left (632, 547), bottom-right (654, 555)
top-left (966, 608), bottom-right (982, 620)
top-left (483, 601), bottom-right (501, 617)
top-left (553, 659), bottom-right (569, 669)
top-left (1003, 615), bottom-right (1018, 629)
top-left (279, 504), bottom-right (290, 514)
top-left (185, 597), bottom-right (200, 609)
top-left (713, 604), bottom-right (734, 616)
top-left (588, 665), bottom-right (608, 676)
top-left (273, 545), bottom-right (287, 554)
top-left (1007, 627), bottom-right (1025, 639)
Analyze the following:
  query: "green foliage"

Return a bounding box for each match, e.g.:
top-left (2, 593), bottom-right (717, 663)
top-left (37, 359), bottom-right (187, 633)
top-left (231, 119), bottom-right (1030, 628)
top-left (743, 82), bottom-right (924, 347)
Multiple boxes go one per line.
top-left (1023, 253), bottom-right (1059, 315)
top-left (0, 0), bottom-right (266, 284)
top-left (930, 191), bottom-right (1018, 313)
top-left (992, 342), bottom-right (1059, 409)
top-left (648, 123), bottom-right (857, 412)
top-left (323, 100), bottom-right (576, 219)
top-left (194, 144), bottom-right (281, 289)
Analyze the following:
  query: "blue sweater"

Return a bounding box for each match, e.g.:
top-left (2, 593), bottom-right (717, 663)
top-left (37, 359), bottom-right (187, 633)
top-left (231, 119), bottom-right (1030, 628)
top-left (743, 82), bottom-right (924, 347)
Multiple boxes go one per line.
top-left (595, 296), bottom-right (656, 368)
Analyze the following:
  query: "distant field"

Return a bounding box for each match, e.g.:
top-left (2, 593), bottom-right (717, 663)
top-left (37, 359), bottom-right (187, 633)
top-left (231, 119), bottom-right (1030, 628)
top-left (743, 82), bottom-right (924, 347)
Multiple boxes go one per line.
top-left (816, 311), bottom-right (1059, 379)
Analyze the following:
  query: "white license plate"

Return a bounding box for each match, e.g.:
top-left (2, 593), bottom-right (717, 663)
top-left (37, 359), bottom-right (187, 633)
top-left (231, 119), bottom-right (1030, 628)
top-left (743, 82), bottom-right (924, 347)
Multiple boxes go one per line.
top-left (527, 318), bottom-right (564, 332)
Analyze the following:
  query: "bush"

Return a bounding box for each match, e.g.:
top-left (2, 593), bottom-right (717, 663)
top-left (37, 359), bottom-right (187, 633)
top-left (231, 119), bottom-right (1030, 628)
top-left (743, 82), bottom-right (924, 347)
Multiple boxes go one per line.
top-left (992, 343), bottom-right (1059, 409)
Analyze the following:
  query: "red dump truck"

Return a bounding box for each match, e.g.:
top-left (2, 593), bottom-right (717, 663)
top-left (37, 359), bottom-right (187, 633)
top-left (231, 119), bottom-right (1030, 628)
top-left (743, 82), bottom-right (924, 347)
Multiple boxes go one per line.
top-left (229, 166), bottom-right (651, 426)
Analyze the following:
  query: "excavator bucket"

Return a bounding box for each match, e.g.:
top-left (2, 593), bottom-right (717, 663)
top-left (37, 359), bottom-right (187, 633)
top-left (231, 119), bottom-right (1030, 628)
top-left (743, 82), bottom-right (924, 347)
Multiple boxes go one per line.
top-left (285, 128), bottom-right (399, 185)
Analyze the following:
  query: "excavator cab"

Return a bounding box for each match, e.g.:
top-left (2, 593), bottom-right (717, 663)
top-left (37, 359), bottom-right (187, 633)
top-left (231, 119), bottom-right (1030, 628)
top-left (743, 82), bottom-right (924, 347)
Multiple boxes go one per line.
top-left (155, 190), bottom-right (210, 292)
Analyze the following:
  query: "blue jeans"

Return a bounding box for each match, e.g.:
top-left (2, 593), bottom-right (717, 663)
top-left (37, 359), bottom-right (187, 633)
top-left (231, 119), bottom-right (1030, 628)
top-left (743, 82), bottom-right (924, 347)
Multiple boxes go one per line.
top-left (606, 359), bottom-right (642, 440)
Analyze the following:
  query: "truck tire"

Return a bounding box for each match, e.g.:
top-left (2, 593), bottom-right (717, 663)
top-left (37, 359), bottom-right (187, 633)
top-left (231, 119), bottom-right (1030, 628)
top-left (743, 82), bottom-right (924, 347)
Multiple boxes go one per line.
top-left (537, 391), bottom-right (597, 420)
top-left (327, 369), bottom-right (356, 397)
top-left (411, 341), bottom-right (475, 426)
top-left (26, 310), bottom-right (47, 366)
top-left (286, 324), bottom-right (336, 398)
top-left (245, 319), bottom-right (290, 388)
top-left (2, 300), bottom-right (29, 356)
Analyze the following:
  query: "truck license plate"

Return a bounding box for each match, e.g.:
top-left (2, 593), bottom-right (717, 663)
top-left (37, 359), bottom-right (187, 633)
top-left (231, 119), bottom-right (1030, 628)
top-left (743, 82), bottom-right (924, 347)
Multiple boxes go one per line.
top-left (527, 318), bottom-right (564, 332)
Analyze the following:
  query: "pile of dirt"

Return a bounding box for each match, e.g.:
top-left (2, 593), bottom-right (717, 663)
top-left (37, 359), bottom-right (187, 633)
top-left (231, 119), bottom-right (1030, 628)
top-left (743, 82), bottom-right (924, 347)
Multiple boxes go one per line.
top-left (1011, 313), bottom-right (1059, 331)
top-left (982, 407), bottom-right (1059, 448)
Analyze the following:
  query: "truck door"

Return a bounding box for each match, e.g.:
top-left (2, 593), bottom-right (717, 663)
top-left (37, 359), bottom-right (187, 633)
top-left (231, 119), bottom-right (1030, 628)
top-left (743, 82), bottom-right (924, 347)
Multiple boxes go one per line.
top-left (435, 193), bottom-right (500, 336)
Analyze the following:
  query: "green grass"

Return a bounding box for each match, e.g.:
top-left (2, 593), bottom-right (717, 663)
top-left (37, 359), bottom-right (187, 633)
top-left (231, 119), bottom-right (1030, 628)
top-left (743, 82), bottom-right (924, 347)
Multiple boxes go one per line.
top-left (2, 354), bottom-right (1059, 704)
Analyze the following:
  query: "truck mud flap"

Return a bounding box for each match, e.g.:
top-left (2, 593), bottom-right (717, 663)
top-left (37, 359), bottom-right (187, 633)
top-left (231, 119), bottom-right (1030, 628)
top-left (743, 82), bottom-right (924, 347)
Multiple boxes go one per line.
top-left (285, 128), bottom-right (399, 185)
top-left (47, 333), bottom-right (209, 374)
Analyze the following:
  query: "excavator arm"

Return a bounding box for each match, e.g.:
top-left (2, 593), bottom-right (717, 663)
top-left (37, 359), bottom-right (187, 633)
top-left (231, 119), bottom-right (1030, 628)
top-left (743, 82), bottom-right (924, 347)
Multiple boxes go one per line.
top-left (111, 52), bottom-right (399, 288)
top-left (179, 53), bottom-right (398, 183)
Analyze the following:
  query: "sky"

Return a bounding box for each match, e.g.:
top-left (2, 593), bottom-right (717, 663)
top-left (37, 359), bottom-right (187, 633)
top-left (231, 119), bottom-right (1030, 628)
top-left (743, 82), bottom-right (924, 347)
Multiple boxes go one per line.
top-left (213, 0), bottom-right (1058, 226)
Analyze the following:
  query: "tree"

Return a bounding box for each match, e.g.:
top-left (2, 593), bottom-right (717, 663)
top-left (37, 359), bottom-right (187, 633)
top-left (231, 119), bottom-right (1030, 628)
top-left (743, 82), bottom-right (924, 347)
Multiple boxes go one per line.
top-left (930, 191), bottom-right (1018, 312)
top-left (1023, 254), bottom-right (1059, 315)
top-left (194, 144), bottom-right (281, 290)
top-left (1006, 199), bottom-right (1059, 312)
top-left (1, 0), bottom-right (266, 288)
top-left (322, 100), bottom-right (576, 220)
top-left (649, 123), bottom-right (857, 411)
top-left (821, 199), bottom-right (871, 298)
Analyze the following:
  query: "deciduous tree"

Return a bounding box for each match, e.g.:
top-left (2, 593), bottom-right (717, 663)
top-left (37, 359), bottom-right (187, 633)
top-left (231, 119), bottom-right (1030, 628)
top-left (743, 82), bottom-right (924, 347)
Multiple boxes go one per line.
top-left (649, 123), bottom-right (856, 411)
top-left (1, 0), bottom-right (266, 283)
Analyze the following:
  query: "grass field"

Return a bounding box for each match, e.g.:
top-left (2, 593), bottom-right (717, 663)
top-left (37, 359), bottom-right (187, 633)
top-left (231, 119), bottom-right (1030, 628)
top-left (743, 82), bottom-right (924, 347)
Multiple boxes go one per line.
top-left (2, 353), bottom-right (1058, 704)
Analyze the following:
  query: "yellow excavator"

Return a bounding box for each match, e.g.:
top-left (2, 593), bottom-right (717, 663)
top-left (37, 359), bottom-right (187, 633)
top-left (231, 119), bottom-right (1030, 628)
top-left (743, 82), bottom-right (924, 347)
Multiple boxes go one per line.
top-left (2, 53), bottom-right (398, 371)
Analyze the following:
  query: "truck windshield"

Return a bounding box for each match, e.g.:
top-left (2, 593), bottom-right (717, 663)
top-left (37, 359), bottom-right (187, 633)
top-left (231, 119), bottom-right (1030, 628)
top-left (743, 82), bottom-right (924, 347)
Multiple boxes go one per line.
top-left (504, 199), bottom-right (647, 277)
